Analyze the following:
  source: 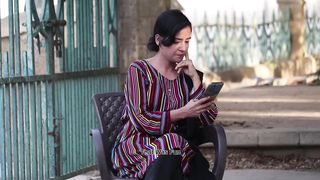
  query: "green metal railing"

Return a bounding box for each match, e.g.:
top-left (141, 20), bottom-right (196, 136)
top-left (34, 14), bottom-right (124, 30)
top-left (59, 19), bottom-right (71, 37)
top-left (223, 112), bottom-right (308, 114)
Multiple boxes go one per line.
top-left (1, 0), bottom-right (118, 179)
top-left (305, 10), bottom-right (320, 57)
top-left (193, 11), bottom-right (291, 71)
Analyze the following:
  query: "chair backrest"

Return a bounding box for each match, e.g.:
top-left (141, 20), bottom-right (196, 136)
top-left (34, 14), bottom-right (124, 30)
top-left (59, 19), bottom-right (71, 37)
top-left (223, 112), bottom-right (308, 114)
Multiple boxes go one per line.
top-left (92, 92), bottom-right (126, 173)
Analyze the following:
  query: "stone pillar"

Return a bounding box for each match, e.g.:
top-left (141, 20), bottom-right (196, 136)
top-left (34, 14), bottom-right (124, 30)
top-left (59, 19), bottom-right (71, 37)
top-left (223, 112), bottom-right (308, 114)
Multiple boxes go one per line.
top-left (277, 0), bottom-right (314, 76)
top-left (278, 0), bottom-right (305, 61)
top-left (117, 0), bottom-right (171, 89)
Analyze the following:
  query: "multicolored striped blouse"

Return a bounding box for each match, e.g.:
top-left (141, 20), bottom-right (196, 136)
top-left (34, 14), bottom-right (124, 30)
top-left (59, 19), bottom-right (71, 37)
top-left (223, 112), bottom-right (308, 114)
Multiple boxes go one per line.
top-left (111, 60), bottom-right (218, 178)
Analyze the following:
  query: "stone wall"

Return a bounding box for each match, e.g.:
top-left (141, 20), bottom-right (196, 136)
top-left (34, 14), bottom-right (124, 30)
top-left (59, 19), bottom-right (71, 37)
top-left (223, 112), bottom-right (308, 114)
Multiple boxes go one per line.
top-left (117, 0), bottom-right (176, 88)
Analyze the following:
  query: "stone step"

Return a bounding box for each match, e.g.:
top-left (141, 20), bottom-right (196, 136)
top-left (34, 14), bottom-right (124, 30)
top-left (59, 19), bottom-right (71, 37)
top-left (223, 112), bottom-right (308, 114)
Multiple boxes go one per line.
top-left (200, 128), bottom-right (320, 148)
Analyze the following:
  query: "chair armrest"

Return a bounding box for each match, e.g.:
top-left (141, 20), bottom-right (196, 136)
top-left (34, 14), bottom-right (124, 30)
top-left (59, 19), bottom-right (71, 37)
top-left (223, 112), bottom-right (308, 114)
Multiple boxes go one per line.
top-left (91, 129), bottom-right (113, 180)
top-left (197, 125), bottom-right (227, 180)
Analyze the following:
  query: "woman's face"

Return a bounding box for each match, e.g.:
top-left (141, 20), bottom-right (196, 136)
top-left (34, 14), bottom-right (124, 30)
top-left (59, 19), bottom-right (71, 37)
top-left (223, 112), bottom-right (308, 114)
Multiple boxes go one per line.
top-left (159, 26), bottom-right (192, 63)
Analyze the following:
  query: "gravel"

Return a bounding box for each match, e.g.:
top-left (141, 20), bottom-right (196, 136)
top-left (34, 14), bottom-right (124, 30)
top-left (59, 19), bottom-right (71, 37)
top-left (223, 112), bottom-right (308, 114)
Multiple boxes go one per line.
top-left (200, 148), bottom-right (320, 170)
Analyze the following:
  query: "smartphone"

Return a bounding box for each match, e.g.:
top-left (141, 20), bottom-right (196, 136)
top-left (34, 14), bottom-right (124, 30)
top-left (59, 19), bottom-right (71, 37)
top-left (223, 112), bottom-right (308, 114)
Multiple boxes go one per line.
top-left (202, 82), bottom-right (224, 98)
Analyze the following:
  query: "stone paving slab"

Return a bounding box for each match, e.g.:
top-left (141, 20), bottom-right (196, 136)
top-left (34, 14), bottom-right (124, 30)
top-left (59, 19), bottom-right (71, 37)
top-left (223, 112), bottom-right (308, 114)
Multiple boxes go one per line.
top-left (214, 86), bottom-right (320, 147)
top-left (216, 86), bottom-right (320, 130)
top-left (68, 169), bottom-right (320, 180)
top-left (224, 169), bottom-right (320, 180)
top-left (225, 128), bottom-right (320, 147)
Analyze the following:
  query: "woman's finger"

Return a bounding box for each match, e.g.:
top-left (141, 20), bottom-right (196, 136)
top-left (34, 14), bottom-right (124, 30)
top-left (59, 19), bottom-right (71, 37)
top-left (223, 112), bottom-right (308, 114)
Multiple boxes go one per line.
top-left (175, 62), bottom-right (188, 70)
top-left (196, 96), bottom-right (211, 104)
top-left (195, 100), bottom-right (214, 112)
top-left (175, 60), bottom-right (193, 69)
top-left (177, 68), bottom-right (182, 74)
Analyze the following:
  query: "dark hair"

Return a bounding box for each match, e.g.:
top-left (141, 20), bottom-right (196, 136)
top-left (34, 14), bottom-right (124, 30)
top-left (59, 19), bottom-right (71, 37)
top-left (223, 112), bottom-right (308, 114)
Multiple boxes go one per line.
top-left (147, 9), bottom-right (192, 52)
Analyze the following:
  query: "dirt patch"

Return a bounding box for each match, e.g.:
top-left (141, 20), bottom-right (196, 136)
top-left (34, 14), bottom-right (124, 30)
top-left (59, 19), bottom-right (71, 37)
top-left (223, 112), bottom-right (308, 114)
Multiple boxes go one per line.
top-left (200, 148), bottom-right (320, 170)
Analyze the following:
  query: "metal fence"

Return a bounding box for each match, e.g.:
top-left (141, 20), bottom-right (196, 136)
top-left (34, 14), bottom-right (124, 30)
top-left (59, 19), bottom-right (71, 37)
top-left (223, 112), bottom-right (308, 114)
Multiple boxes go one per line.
top-left (0, 0), bottom-right (118, 179)
top-left (305, 10), bottom-right (320, 58)
top-left (193, 11), bottom-right (291, 71)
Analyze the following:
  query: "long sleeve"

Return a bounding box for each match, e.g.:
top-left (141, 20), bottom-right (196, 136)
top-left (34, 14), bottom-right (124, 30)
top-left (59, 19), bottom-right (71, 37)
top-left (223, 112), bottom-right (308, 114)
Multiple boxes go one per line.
top-left (125, 63), bottom-right (171, 136)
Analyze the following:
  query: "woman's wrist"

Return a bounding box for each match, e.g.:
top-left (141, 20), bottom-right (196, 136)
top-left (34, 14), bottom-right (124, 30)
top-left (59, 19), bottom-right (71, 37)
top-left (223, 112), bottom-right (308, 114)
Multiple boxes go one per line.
top-left (170, 107), bottom-right (186, 122)
top-left (191, 74), bottom-right (201, 94)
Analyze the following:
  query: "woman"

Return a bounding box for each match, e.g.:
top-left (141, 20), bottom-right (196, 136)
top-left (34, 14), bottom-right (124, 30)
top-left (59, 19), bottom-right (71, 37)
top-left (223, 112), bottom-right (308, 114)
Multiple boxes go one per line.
top-left (112, 9), bottom-right (218, 180)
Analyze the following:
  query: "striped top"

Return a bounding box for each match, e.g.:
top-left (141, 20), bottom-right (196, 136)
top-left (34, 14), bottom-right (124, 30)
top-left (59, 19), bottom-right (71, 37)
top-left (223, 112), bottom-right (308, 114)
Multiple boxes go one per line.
top-left (111, 60), bottom-right (218, 178)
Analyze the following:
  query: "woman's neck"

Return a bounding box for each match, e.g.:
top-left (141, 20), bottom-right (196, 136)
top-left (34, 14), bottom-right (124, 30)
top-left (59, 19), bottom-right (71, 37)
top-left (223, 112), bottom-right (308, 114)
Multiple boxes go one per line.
top-left (147, 53), bottom-right (178, 79)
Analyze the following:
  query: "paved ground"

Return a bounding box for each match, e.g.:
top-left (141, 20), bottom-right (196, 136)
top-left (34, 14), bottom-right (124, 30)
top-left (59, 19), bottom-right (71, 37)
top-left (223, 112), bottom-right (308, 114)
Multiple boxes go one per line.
top-left (224, 169), bottom-right (320, 180)
top-left (68, 169), bottom-right (320, 180)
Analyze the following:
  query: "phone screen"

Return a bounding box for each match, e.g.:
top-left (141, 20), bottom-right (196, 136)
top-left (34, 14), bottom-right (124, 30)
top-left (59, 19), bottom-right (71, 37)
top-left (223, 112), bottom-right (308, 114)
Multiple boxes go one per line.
top-left (203, 82), bottom-right (224, 98)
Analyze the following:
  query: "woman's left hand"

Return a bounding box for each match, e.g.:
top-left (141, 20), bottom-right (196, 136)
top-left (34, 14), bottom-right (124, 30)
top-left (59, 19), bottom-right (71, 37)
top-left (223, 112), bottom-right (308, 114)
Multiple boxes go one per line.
top-left (175, 59), bottom-right (198, 79)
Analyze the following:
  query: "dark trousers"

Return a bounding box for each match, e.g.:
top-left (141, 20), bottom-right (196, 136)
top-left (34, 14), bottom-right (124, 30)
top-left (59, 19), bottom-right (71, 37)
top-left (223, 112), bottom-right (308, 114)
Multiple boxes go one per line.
top-left (143, 118), bottom-right (216, 180)
top-left (142, 150), bottom-right (216, 180)
top-left (143, 155), bottom-right (183, 180)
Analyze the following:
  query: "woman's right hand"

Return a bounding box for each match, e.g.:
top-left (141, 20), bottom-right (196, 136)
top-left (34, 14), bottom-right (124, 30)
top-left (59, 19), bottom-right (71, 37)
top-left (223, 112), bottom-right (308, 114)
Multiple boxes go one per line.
top-left (170, 96), bottom-right (215, 122)
top-left (181, 96), bottom-right (215, 118)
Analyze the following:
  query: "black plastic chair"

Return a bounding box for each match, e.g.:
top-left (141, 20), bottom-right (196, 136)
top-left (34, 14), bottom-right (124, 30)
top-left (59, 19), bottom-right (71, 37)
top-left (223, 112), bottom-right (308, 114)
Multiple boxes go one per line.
top-left (91, 92), bottom-right (227, 180)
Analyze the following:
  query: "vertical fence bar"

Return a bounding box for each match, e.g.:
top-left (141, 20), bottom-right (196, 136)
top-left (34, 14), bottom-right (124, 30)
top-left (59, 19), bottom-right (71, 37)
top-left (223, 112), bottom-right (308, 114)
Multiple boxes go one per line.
top-left (18, 83), bottom-right (25, 180)
top-left (11, 83), bottom-right (19, 179)
top-left (55, 80), bottom-right (66, 175)
top-left (67, 80), bottom-right (71, 173)
top-left (14, 0), bottom-right (21, 76)
top-left (8, 0), bottom-right (15, 77)
top-left (75, 0), bottom-right (81, 72)
top-left (76, 79), bottom-right (80, 168)
top-left (22, 51), bottom-right (28, 76)
top-left (86, 1), bottom-right (93, 69)
top-left (0, 2), bottom-right (2, 68)
top-left (26, 0), bottom-right (35, 75)
top-left (92, 0), bottom-right (96, 69)
top-left (89, 1), bottom-right (94, 71)
top-left (35, 81), bottom-right (42, 179)
top-left (82, 0), bottom-right (86, 70)
top-left (2, 52), bottom-right (11, 179)
top-left (83, 0), bottom-right (87, 70)
top-left (0, 65), bottom-right (5, 180)
top-left (78, 0), bottom-right (83, 71)
top-left (5, 83), bottom-right (12, 179)
top-left (0, 10), bottom-right (4, 176)
top-left (69, 80), bottom-right (74, 173)
top-left (83, 0), bottom-right (89, 70)
top-left (88, 77), bottom-right (94, 164)
top-left (63, 80), bottom-right (68, 174)
top-left (84, 79), bottom-right (89, 166)
top-left (71, 80), bottom-right (76, 171)
top-left (42, 82), bottom-right (48, 179)
top-left (95, 0), bottom-right (102, 68)
top-left (47, 81), bottom-right (55, 178)
top-left (61, 81), bottom-right (66, 175)
top-left (23, 82), bottom-right (31, 179)
top-left (29, 82), bottom-right (37, 179)
top-left (66, 0), bottom-right (73, 72)
top-left (62, 82), bottom-right (68, 174)
top-left (75, 79), bottom-right (80, 169)
top-left (104, 0), bottom-right (109, 67)
top-left (112, 0), bottom-right (118, 67)
top-left (80, 79), bottom-right (84, 167)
